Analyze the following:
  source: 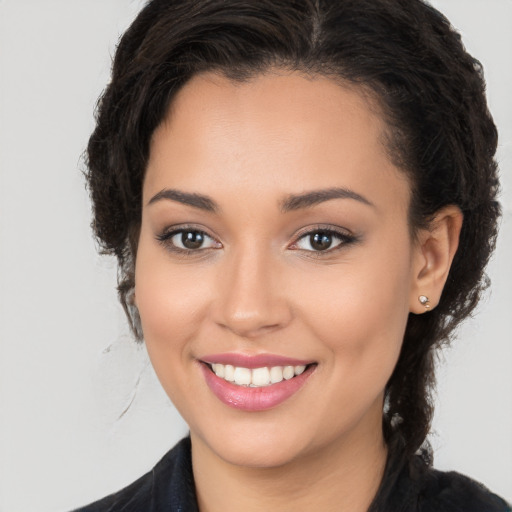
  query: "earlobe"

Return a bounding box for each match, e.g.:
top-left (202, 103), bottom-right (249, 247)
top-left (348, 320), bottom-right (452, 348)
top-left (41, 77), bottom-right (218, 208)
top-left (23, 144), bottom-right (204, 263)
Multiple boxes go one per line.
top-left (410, 205), bottom-right (463, 314)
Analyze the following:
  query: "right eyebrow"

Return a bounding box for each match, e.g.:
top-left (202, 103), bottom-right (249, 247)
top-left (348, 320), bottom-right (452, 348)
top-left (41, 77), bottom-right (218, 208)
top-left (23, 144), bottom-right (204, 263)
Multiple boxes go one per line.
top-left (147, 188), bottom-right (219, 213)
top-left (280, 187), bottom-right (375, 212)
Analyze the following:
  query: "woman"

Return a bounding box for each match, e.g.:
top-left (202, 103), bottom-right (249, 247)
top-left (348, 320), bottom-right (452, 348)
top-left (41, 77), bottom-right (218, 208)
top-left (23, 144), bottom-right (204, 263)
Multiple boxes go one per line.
top-left (75, 0), bottom-right (510, 510)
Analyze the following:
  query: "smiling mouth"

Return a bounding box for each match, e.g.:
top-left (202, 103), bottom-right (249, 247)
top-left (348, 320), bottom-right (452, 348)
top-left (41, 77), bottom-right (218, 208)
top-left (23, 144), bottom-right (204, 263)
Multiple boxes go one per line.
top-left (203, 362), bottom-right (317, 388)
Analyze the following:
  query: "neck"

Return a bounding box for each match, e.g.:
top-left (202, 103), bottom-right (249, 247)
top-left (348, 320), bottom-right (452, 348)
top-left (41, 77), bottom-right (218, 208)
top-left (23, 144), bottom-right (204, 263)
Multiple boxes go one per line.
top-left (191, 411), bottom-right (387, 512)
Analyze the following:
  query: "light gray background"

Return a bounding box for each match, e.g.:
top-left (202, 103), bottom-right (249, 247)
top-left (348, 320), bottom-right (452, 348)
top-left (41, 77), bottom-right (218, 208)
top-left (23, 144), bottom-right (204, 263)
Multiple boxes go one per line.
top-left (0, 1), bottom-right (510, 510)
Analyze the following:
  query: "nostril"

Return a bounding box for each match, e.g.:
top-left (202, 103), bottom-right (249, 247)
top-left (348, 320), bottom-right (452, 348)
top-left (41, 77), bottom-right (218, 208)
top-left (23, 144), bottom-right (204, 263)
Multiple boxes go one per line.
top-left (213, 260), bottom-right (293, 337)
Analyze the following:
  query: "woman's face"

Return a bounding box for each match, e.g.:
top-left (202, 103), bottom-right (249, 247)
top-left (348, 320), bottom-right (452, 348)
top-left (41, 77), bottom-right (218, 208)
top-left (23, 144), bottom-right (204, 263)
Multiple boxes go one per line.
top-left (135, 71), bottom-right (423, 468)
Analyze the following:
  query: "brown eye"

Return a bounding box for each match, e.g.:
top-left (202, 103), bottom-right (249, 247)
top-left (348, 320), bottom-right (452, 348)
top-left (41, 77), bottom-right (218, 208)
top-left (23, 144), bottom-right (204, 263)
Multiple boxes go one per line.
top-left (310, 232), bottom-right (333, 251)
top-left (157, 228), bottom-right (220, 252)
top-left (180, 231), bottom-right (205, 249)
top-left (293, 228), bottom-right (356, 253)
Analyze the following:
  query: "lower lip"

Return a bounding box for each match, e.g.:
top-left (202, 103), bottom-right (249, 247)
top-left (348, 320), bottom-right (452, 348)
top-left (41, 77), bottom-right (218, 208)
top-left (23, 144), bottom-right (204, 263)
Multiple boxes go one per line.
top-left (200, 363), bottom-right (316, 412)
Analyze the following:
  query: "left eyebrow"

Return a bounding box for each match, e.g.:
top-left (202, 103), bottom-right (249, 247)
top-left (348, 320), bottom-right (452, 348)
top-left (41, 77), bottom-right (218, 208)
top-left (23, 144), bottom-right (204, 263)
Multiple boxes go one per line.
top-left (280, 187), bottom-right (375, 212)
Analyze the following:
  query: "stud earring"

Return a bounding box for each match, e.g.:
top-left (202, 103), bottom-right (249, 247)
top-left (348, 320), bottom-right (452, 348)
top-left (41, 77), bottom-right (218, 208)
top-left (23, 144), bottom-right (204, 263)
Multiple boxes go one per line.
top-left (418, 295), bottom-right (431, 309)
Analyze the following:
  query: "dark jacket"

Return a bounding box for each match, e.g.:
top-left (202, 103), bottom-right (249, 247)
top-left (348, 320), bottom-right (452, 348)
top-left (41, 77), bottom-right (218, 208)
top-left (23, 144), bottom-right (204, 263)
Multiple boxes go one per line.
top-left (73, 437), bottom-right (510, 512)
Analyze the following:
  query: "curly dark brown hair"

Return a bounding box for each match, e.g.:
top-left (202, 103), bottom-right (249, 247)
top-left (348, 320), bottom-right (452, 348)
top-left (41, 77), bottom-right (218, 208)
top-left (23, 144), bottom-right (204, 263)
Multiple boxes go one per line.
top-left (86, 0), bottom-right (499, 470)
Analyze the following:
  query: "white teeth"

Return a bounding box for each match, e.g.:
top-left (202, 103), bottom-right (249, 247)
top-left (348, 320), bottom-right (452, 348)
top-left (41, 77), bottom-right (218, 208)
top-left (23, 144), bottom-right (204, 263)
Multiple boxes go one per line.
top-left (252, 367), bottom-right (270, 387)
top-left (224, 364), bottom-right (235, 382)
top-left (294, 365), bottom-right (306, 375)
top-left (209, 362), bottom-right (310, 387)
top-left (234, 367), bottom-right (252, 386)
top-left (283, 366), bottom-right (295, 380)
top-left (212, 363), bottom-right (225, 378)
top-left (270, 366), bottom-right (283, 384)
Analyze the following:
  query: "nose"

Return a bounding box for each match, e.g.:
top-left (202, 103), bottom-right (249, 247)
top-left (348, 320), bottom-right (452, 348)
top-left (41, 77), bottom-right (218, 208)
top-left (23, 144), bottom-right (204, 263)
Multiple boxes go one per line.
top-left (213, 246), bottom-right (292, 339)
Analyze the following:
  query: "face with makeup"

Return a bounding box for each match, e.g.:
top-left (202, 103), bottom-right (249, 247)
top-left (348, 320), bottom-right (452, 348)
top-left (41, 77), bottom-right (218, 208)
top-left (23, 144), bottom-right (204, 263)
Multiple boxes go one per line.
top-left (134, 71), bottom-right (447, 469)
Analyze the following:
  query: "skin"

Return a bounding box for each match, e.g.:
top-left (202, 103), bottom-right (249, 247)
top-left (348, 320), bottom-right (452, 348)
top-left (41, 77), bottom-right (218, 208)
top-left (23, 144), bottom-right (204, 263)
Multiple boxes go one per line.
top-left (135, 70), bottom-right (462, 512)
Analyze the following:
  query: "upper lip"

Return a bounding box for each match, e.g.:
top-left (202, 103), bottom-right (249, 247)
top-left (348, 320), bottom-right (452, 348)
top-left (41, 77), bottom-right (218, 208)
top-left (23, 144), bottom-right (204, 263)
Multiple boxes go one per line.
top-left (200, 352), bottom-right (315, 369)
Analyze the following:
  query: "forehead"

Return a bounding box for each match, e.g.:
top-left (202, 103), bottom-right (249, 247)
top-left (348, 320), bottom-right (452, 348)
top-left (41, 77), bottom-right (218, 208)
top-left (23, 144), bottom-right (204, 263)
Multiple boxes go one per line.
top-left (145, 70), bottom-right (410, 213)
top-left (159, 70), bottom-right (386, 154)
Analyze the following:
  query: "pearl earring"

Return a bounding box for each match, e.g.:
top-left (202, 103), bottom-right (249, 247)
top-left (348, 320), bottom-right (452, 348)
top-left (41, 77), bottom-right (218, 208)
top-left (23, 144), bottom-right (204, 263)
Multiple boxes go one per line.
top-left (418, 295), bottom-right (431, 309)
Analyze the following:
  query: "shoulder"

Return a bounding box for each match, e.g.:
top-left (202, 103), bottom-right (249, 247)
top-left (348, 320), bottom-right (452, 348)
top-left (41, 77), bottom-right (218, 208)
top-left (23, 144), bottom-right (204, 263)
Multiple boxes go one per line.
top-left (407, 457), bottom-right (511, 512)
top-left (376, 449), bottom-right (510, 512)
top-left (71, 437), bottom-right (198, 512)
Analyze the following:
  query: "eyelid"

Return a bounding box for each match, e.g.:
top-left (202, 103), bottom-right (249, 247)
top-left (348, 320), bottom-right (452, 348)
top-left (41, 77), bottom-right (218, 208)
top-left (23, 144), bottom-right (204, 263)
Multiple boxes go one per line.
top-left (155, 223), bottom-right (358, 257)
top-left (288, 224), bottom-right (358, 254)
top-left (156, 224), bottom-right (222, 253)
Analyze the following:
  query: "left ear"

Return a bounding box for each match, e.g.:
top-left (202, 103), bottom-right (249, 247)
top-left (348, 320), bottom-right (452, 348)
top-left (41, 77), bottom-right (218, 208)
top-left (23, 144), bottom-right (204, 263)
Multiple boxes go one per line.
top-left (409, 205), bottom-right (463, 314)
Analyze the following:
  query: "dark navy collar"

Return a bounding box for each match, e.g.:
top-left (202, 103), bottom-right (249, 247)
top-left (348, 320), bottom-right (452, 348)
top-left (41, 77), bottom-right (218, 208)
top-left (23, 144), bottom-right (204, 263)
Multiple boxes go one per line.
top-left (74, 436), bottom-right (510, 512)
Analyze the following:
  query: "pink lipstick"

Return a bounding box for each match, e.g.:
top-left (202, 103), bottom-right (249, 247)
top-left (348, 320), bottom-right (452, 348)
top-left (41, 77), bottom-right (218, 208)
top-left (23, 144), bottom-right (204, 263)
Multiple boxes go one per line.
top-left (201, 352), bottom-right (312, 369)
top-left (198, 353), bottom-right (316, 411)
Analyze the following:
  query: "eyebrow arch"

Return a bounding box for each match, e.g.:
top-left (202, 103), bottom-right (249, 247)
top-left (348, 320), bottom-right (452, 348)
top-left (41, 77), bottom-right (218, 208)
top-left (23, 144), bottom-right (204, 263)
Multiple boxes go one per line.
top-left (280, 187), bottom-right (374, 212)
top-left (147, 188), bottom-right (218, 212)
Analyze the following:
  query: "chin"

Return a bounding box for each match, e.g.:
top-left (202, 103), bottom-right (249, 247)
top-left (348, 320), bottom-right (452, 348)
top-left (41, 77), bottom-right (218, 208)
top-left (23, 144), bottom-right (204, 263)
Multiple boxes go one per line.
top-left (208, 433), bottom-right (310, 469)
top-left (189, 413), bottom-right (320, 469)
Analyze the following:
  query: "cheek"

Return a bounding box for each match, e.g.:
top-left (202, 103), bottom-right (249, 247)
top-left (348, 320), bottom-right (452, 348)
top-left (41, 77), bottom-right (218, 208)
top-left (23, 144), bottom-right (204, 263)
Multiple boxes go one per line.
top-left (295, 259), bottom-right (411, 434)
top-left (133, 244), bottom-right (214, 412)
top-left (134, 238), bottom-right (212, 356)
top-left (293, 247), bottom-right (412, 371)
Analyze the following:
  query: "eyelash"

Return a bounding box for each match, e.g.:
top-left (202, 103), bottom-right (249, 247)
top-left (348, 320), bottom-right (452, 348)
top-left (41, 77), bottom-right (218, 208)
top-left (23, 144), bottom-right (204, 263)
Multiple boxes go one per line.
top-left (289, 226), bottom-right (359, 257)
top-left (156, 225), bottom-right (358, 257)
top-left (156, 225), bottom-right (220, 256)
